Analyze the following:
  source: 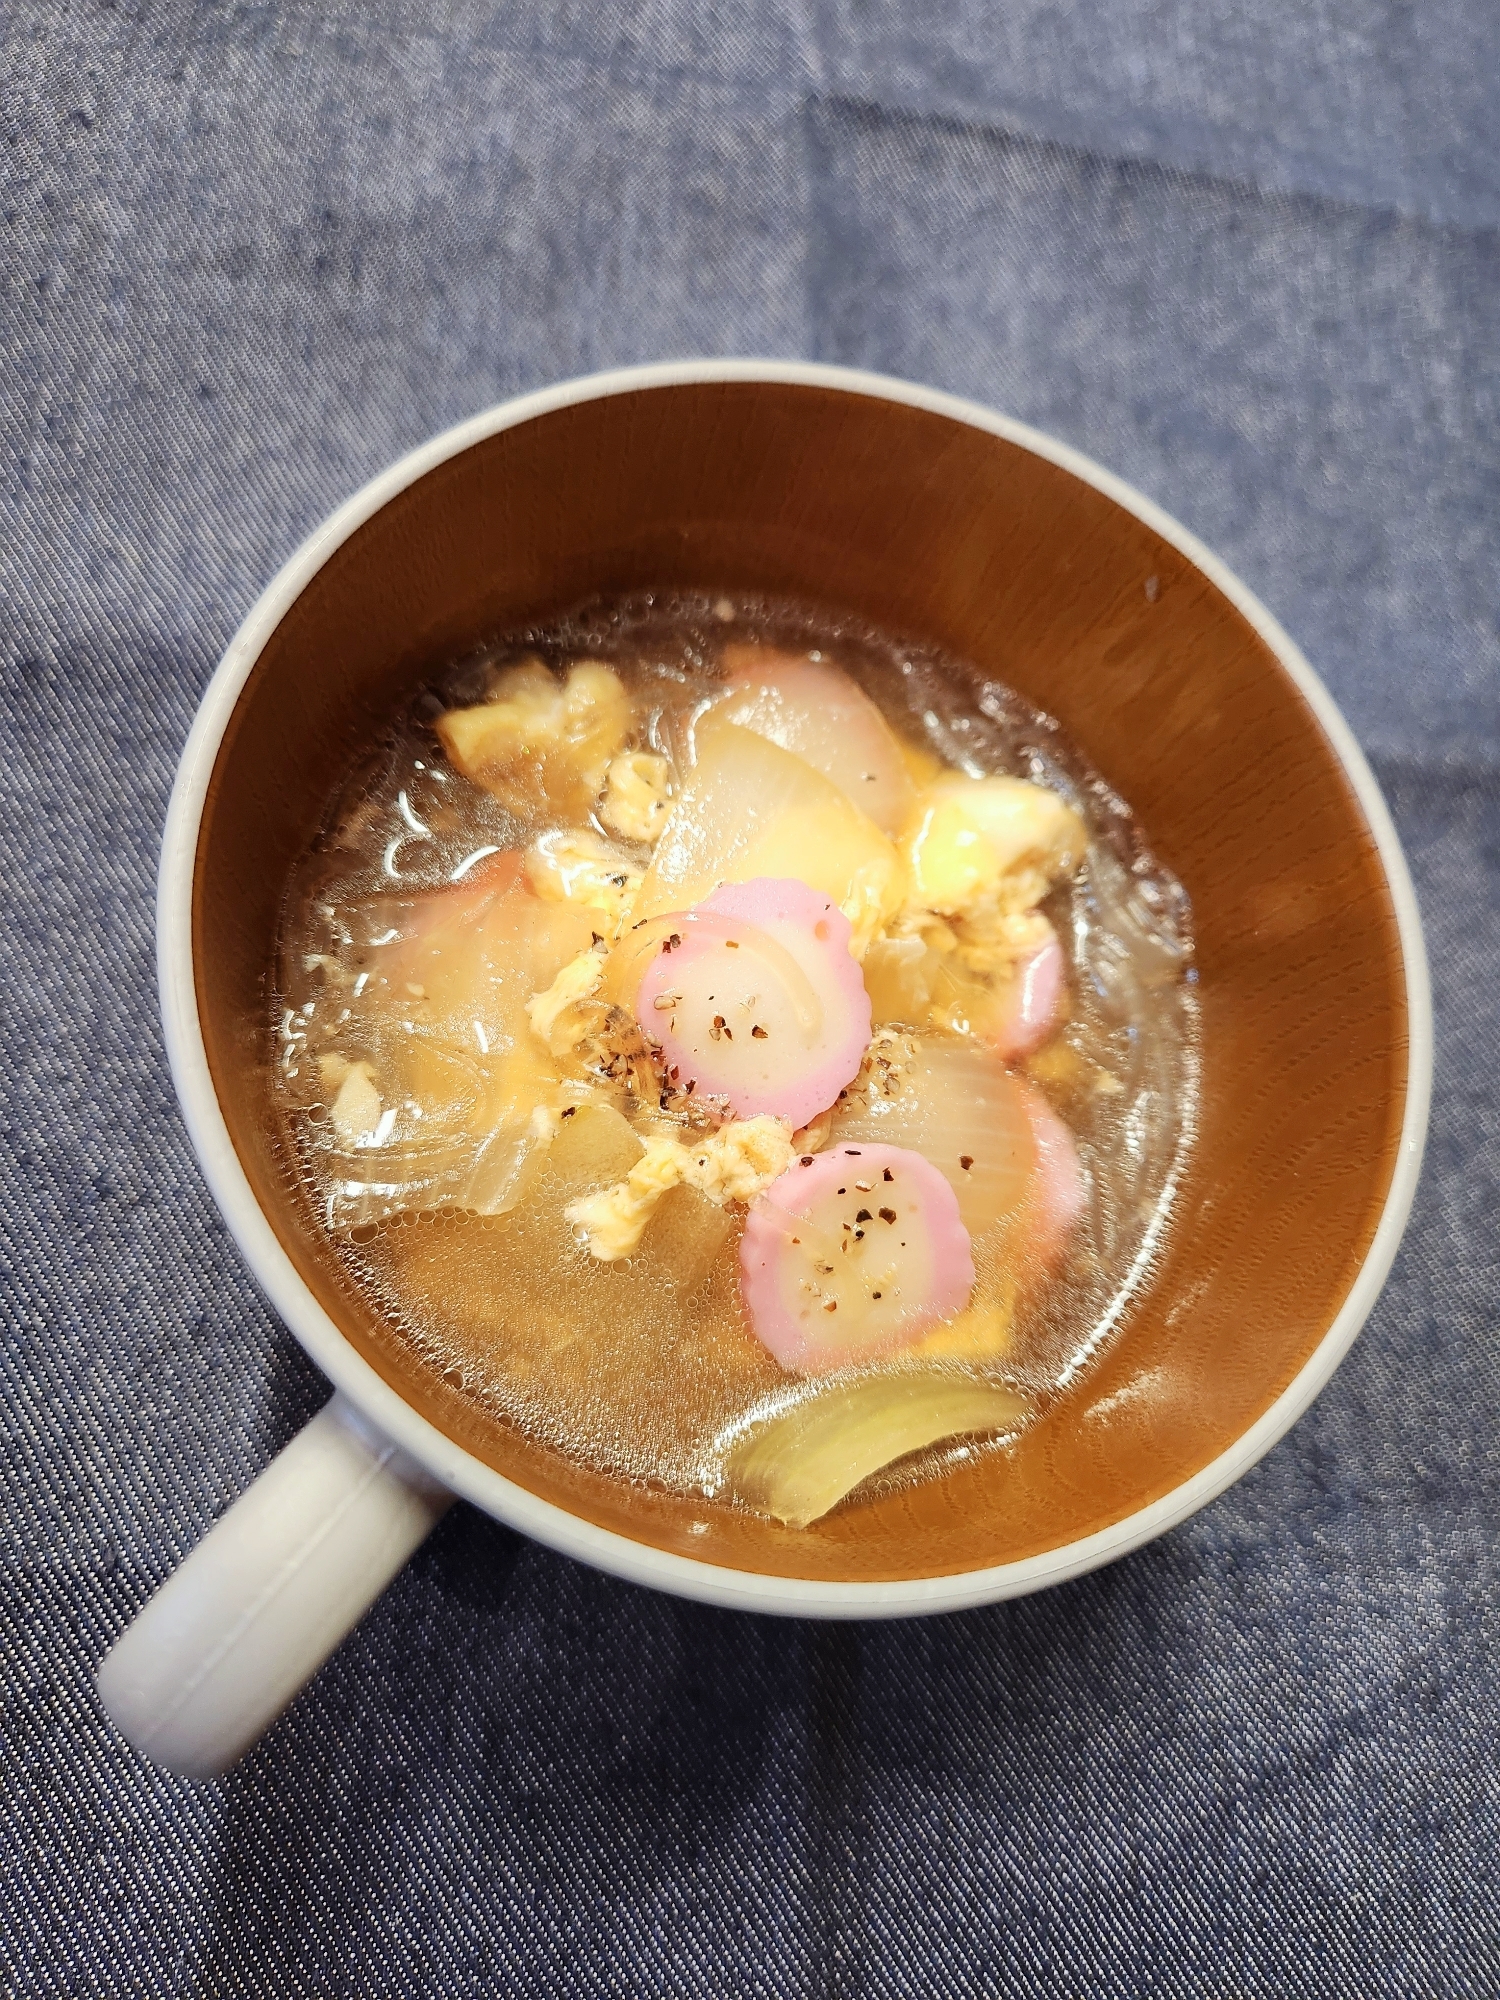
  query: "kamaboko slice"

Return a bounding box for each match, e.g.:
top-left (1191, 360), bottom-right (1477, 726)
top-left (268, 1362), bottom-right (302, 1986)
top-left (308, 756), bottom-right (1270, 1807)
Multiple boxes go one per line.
top-left (740, 1143), bottom-right (975, 1373)
top-left (1020, 1077), bottom-right (1087, 1265)
top-left (928, 929), bottom-right (1068, 1059)
top-left (635, 878), bottom-right (872, 1129)
top-left (986, 929), bottom-right (1067, 1058)
top-left (717, 645), bottom-right (917, 835)
top-left (722, 1370), bottom-right (1028, 1527)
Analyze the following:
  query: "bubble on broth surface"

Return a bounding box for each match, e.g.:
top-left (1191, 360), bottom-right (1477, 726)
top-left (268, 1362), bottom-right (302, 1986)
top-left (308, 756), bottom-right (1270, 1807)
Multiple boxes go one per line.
top-left (271, 591), bottom-right (1197, 1506)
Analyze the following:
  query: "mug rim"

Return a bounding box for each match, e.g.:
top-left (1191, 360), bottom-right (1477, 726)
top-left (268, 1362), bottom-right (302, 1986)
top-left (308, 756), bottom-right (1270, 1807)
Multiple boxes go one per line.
top-left (158, 358), bottom-right (1433, 1618)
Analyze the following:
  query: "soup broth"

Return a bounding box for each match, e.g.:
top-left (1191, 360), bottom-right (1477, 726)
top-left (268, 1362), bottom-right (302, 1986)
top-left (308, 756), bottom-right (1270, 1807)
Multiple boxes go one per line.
top-left (273, 592), bottom-right (1196, 1527)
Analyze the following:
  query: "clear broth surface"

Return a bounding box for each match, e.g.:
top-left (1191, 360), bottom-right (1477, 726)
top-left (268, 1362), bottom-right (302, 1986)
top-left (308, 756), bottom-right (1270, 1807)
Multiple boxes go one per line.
top-left (273, 591), bottom-right (1196, 1512)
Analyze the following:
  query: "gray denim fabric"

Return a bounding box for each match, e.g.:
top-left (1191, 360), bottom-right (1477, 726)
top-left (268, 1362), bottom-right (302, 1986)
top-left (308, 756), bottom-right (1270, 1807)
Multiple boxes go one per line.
top-left (3, 3), bottom-right (1498, 1993)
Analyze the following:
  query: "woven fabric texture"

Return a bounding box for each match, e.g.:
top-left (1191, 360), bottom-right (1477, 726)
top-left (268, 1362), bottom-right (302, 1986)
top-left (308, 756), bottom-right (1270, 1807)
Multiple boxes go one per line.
top-left (3, 3), bottom-right (1498, 1993)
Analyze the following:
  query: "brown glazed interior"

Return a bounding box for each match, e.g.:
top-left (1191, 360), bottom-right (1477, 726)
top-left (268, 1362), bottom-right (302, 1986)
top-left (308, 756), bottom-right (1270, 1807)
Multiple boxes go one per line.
top-left (194, 380), bottom-right (1408, 1583)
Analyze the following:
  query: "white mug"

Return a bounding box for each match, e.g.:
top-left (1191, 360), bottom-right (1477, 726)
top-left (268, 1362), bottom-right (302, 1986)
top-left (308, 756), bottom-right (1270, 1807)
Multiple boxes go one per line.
top-left (97, 361), bottom-right (1430, 1779)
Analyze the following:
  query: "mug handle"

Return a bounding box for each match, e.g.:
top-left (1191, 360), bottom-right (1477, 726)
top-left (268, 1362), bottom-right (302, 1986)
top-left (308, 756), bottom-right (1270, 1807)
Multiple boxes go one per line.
top-left (96, 1393), bottom-right (452, 1778)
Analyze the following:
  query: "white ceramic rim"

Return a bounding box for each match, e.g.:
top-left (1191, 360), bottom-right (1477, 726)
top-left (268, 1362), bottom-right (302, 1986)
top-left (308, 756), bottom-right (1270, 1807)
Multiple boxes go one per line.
top-left (158, 359), bottom-right (1433, 1619)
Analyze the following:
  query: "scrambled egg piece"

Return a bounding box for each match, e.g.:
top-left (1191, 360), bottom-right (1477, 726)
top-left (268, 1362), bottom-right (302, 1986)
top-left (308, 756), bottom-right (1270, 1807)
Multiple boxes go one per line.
top-left (932, 903), bottom-right (1054, 981)
top-left (906, 1283), bottom-right (1014, 1363)
top-left (524, 828), bottom-right (642, 933)
top-left (435, 658), bottom-right (630, 817)
top-left (866, 775), bottom-right (1085, 1017)
top-left (857, 933), bottom-right (941, 1026)
top-left (903, 774), bottom-right (1085, 919)
top-left (599, 750), bottom-right (673, 844)
top-left (1026, 1038), bottom-right (1123, 1099)
top-left (526, 945), bottom-right (607, 1057)
top-left (840, 860), bottom-right (905, 963)
top-left (319, 1054), bottom-right (383, 1144)
top-left (565, 1114), bottom-right (795, 1261)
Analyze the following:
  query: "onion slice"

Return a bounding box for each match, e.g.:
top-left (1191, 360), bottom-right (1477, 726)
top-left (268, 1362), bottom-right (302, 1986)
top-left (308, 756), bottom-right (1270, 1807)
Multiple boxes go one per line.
top-left (722, 1371), bottom-right (1029, 1527)
top-left (832, 1034), bottom-right (1036, 1239)
top-left (632, 716), bottom-right (904, 956)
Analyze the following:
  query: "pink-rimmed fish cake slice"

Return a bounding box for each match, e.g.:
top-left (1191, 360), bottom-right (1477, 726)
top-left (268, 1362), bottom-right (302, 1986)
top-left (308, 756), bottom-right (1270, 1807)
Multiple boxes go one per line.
top-left (740, 1143), bottom-right (976, 1373)
top-left (988, 929), bottom-right (1067, 1059)
top-left (636, 878), bottom-right (872, 1128)
top-left (1018, 1079), bottom-right (1086, 1264)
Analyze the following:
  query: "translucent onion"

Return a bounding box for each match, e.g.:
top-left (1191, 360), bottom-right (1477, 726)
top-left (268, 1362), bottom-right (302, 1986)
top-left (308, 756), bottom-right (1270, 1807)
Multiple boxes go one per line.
top-left (721, 1370), bottom-right (1029, 1528)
